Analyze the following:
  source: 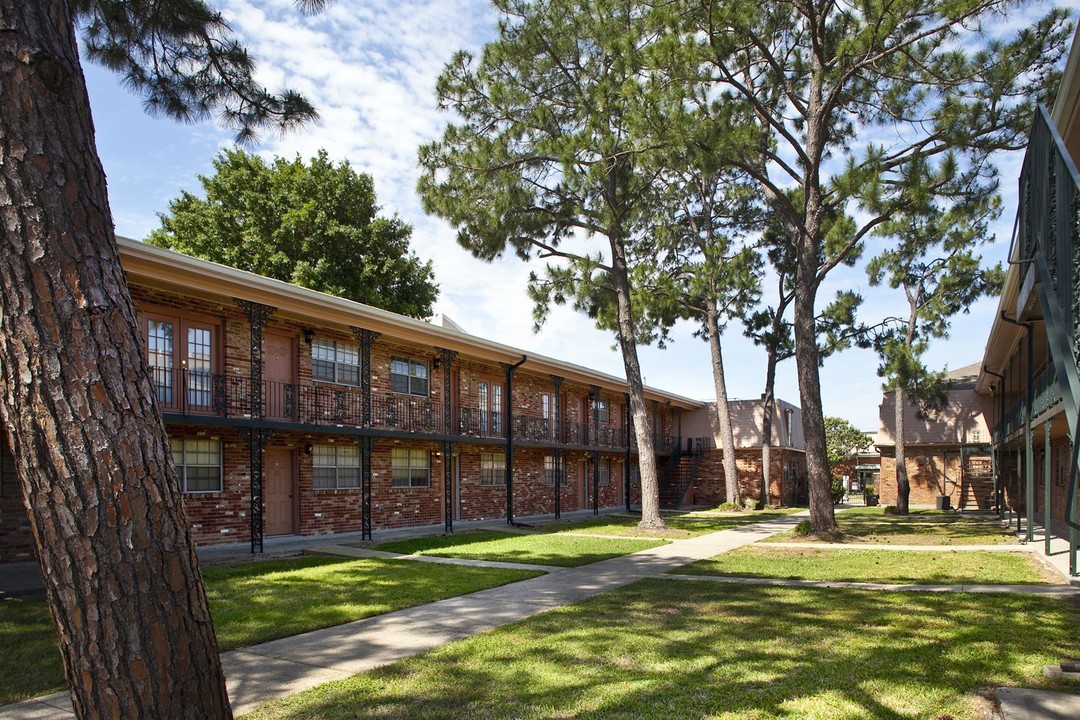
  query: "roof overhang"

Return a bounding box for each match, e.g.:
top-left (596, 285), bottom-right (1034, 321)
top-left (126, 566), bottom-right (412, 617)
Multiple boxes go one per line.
top-left (117, 237), bottom-right (703, 409)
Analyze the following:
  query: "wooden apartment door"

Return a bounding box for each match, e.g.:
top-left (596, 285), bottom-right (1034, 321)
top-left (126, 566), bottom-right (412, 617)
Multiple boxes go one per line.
top-left (265, 448), bottom-right (295, 536)
top-left (263, 333), bottom-right (296, 420)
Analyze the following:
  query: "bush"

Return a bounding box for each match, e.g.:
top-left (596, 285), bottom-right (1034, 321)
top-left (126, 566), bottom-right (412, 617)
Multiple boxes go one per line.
top-left (716, 502), bottom-right (741, 512)
top-left (793, 520), bottom-right (812, 536)
top-left (830, 476), bottom-right (847, 504)
top-left (883, 505), bottom-right (900, 515)
top-left (742, 497), bottom-right (757, 511)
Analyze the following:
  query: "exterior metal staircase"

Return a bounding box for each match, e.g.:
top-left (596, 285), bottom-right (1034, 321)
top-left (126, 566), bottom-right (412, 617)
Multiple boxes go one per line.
top-left (658, 440), bottom-right (707, 510)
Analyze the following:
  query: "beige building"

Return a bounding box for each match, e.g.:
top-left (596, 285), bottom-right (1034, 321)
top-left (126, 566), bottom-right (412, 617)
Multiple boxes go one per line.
top-left (668, 398), bottom-right (808, 508)
top-left (875, 363), bottom-right (994, 509)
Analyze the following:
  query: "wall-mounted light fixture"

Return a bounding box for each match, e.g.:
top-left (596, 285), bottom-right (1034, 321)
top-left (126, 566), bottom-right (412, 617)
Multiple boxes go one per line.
top-left (432, 356), bottom-right (441, 370)
top-left (303, 444), bottom-right (313, 455)
top-left (302, 328), bottom-right (315, 344)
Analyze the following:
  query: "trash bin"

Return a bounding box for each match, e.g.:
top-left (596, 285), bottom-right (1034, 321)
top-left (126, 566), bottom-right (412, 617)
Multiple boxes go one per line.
top-left (935, 495), bottom-right (951, 511)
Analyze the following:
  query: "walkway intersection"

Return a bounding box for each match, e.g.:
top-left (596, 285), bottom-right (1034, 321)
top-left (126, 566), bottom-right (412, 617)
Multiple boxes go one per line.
top-left (3, 509), bottom-right (1079, 719)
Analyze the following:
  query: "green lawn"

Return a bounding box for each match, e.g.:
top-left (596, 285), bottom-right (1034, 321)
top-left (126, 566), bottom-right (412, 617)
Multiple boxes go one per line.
top-left (766, 508), bottom-right (1015, 545)
top-left (537, 511), bottom-right (799, 539)
top-left (375, 530), bottom-right (667, 567)
top-left (244, 580), bottom-right (1080, 720)
top-left (0, 556), bottom-right (539, 706)
top-left (676, 546), bottom-right (1060, 585)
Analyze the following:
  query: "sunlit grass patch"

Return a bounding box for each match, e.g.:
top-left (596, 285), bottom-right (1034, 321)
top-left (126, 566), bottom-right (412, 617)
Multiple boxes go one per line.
top-left (675, 546), bottom-right (1060, 585)
top-left (0, 556), bottom-right (539, 706)
top-left (376, 530), bottom-right (666, 567)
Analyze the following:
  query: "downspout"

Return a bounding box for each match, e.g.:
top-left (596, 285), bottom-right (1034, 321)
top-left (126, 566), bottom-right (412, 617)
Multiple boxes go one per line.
top-left (504, 355), bottom-right (527, 525)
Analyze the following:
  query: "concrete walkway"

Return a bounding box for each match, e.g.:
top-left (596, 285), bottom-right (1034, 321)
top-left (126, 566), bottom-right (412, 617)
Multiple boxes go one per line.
top-left (4, 509), bottom-right (1080, 719)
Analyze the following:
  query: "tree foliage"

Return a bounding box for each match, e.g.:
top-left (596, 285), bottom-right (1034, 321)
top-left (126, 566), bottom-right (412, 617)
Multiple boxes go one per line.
top-left (76, 0), bottom-right (323, 143)
top-left (824, 416), bottom-right (871, 469)
top-left (418, 0), bottom-right (676, 528)
top-left (686, 0), bottom-right (1070, 533)
top-left (148, 148), bottom-right (438, 318)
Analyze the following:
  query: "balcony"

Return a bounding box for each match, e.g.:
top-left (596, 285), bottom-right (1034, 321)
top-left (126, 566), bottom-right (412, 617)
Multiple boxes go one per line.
top-left (995, 365), bottom-right (1063, 441)
top-left (153, 368), bottom-right (638, 449)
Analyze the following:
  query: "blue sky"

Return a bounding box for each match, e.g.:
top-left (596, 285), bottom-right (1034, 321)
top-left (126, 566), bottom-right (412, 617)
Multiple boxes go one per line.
top-left (84, 0), bottom-right (1076, 432)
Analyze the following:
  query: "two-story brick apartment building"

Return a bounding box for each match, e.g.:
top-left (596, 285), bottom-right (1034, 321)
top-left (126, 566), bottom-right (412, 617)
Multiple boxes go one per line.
top-left (0, 237), bottom-right (702, 562)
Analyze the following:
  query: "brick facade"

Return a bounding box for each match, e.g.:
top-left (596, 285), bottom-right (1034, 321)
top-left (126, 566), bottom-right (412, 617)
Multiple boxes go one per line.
top-left (2, 271), bottom-right (687, 561)
top-left (0, 432), bottom-right (34, 563)
top-left (876, 447), bottom-right (993, 508)
top-left (687, 448), bottom-right (807, 507)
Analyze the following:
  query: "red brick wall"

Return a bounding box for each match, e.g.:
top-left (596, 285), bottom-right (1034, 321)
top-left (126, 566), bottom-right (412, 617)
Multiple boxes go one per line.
top-left (0, 282), bottom-right (673, 561)
top-left (0, 432), bottom-right (35, 563)
top-left (877, 447), bottom-right (991, 507)
top-left (688, 448), bottom-right (805, 506)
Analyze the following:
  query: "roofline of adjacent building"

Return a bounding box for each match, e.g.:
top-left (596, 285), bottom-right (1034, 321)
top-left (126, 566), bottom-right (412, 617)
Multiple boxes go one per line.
top-left (976, 26), bottom-right (1080, 395)
top-left (117, 236), bottom-right (704, 410)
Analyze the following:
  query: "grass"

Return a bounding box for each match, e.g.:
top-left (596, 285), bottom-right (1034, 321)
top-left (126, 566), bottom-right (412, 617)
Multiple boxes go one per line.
top-left (244, 579), bottom-right (1080, 720)
top-left (765, 508), bottom-right (1016, 545)
top-left (375, 531), bottom-right (667, 567)
top-left (0, 597), bottom-right (65, 708)
top-left (535, 511), bottom-right (800, 539)
top-left (0, 556), bottom-right (540, 706)
top-left (676, 546), bottom-right (1061, 585)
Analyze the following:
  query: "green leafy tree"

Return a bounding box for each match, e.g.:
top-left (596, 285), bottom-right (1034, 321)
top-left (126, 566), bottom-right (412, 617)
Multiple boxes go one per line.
top-left (868, 155), bottom-right (1006, 513)
top-left (0, 0), bottom-right (326, 716)
top-left (825, 416), bottom-right (872, 475)
top-left (689, 0), bottom-right (1070, 533)
top-left (418, 0), bottom-right (675, 529)
top-left (148, 148), bottom-right (438, 318)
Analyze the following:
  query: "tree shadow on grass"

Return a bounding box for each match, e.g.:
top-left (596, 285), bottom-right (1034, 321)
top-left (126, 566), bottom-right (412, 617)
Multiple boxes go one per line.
top-left (244, 581), bottom-right (1080, 720)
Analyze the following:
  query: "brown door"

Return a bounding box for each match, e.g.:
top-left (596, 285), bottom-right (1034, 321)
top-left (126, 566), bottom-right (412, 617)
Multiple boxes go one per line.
top-left (263, 333), bottom-right (295, 419)
top-left (265, 448), bottom-right (295, 536)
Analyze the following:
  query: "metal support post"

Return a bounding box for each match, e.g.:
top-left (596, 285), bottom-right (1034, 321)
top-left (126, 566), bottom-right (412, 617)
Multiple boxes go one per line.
top-left (591, 385), bottom-right (601, 515)
top-left (437, 348), bottom-right (458, 533)
top-left (352, 328), bottom-right (381, 539)
top-left (1045, 420), bottom-right (1053, 556)
top-left (1025, 329), bottom-right (1034, 542)
top-left (551, 375), bottom-right (563, 519)
top-left (503, 356), bottom-right (527, 524)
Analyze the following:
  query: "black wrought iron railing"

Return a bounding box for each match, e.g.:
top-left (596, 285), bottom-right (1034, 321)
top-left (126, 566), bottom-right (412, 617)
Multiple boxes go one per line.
top-left (154, 368), bottom-right (645, 449)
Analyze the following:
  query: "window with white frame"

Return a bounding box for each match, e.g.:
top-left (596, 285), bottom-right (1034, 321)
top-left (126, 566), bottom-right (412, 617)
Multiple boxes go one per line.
top-left (391, 357), bottom-right (429, 396)
top-left (593, 398), bottom-right (609, 424)
top-left (598, 458), bottom-right (611, 486)
top-left (392, 448), bottom-right (430, 488)
top-left (480, 453), bottom-right (505, 486)
top-left (311, 338), bottom-right (360, 386)
top-left (312, 445), bottom-right (361, 489)
top-left (170, 438), bottom-right (222, 493)
top-left (543, 455), bottom-right (564, 486)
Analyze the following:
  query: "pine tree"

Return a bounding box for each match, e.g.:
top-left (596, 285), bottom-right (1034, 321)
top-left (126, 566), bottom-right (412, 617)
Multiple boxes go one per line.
top-left (0, 1), bottom-right (322, 716)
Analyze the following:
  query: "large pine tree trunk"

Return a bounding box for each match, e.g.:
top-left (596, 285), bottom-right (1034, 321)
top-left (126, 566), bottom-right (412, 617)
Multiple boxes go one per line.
top-left (760, 346), bottom-right (779, 508)
top-left (793, 283), bottom-right (835, 532)
top-left (0, 3), bottom-right (232, 718)
top-left (609, 235), bottom-right (665, 530)
top-left (894, 386), bottom-right (911, 514)
top-left (707, 308), bottom-right (740, 505)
